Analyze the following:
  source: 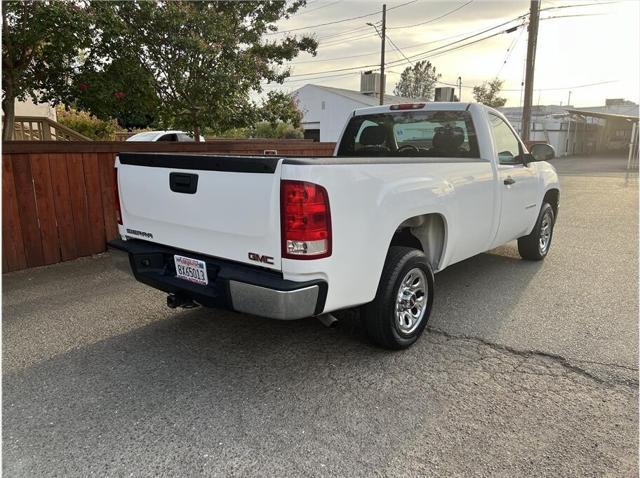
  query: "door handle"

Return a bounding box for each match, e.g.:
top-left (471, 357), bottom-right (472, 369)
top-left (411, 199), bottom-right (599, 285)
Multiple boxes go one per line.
top-left (504, 176), bottom-right (516, 186)
top-left (169, 172), bottom-right (198, 194)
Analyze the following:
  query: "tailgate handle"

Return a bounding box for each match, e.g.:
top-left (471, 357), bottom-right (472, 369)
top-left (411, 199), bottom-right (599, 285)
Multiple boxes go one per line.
top-left (170, 173), bottom-right (198, 194)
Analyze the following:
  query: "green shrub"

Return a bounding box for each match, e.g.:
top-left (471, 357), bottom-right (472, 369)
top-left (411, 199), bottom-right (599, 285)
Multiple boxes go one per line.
top-left (56, 107), bottom-right (118, 140)
top-left (215, 122), bottom-right (304, 140)
top-left (253, 122), bottom-right (304, 139)
top-left (214, 127), bottom-right (251, 139)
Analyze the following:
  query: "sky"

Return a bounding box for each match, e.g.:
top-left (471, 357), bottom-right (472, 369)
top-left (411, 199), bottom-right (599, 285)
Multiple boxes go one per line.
top-left (262, 0), bottom-right (640, 107)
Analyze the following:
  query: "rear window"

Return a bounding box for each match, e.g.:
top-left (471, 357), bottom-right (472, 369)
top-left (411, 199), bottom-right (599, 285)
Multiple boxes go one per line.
top-left (337, 110), bottom-right (479, 158)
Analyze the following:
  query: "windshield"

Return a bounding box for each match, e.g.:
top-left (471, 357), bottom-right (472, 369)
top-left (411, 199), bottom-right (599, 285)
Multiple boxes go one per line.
top-left (337, 110), bottom-right (479, 158)
top-left (127, 132), bottom-right (160, 141)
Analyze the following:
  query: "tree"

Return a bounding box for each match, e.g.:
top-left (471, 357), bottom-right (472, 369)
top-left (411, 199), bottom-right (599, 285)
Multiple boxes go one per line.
top-left (81, 1), bottom-right (317, 140)
top-left (2, 1), bottom-right (91, 140)
top-left (472, 79), bottom-right (507, 108)
top-left (393, 60), bottom-right (440, 100)
top-left (73, 56), bottom-right (160, 130)
top-left (259, 91), bottom-right (302, 128)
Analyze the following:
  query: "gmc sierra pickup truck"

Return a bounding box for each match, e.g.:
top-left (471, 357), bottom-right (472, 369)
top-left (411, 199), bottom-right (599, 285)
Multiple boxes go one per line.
top-left (109, 102), bottom-right (559, 349)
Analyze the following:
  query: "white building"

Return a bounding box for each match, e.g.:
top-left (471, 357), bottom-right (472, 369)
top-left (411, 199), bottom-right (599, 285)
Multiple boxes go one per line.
top-left (291, 82), bottom-right (413, 142)
top-left (14, 96), bottom-right (57, 121)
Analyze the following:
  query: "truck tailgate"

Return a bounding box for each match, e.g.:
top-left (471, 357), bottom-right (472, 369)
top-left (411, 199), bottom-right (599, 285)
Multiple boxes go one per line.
top-left (116, 153), bottom-right (282, 271)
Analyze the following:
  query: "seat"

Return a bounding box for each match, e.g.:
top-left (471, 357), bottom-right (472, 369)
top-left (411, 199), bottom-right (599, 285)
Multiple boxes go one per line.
top-left (431, 125), bottom-right (465, 156)
top-left (359, 125), bottom-right (389, 154)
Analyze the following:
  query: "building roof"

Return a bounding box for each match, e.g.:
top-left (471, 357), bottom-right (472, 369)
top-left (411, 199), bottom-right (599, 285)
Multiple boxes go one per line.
top-left (565, 108), bottom-right (639, 122)
top-left (293, 84), bottom-right (416, 106)
top-left (499, 103), bottom-right (639, 121)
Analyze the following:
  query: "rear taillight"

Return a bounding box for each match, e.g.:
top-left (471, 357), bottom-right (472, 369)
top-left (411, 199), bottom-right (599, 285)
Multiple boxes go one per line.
top-left (281, 180), bottom-right (331, 259)
top-left (114, 167), bottom-right (122, 225)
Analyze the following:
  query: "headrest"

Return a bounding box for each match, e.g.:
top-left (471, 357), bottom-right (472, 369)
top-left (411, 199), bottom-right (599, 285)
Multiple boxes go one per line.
top-left (360, 125), bottom-right (386, 146)
top-left (432, 125), bottom-right (465, 152)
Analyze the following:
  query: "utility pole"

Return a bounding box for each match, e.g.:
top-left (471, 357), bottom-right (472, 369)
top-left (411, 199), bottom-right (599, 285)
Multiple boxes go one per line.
top-left (457, 76), bottom-right (462, 102)
top-left (521, 0), bottom-right (540, 143)
top-left (379, 4), bottom-right (386, 105)
top-left (567, 90), bottom-right (572, 106)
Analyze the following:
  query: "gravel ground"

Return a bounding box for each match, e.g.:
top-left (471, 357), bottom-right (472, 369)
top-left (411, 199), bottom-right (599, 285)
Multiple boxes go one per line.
top-left (3, 156), bottom-right (638, 477)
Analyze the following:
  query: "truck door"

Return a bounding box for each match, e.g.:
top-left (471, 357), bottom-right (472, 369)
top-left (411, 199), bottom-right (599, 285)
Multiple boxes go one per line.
top-left (488, 113), bottom-right (539, 247)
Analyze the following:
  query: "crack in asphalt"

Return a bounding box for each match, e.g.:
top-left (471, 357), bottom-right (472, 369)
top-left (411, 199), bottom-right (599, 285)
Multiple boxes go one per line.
top-left (426, 326), bottom-right (639, 389)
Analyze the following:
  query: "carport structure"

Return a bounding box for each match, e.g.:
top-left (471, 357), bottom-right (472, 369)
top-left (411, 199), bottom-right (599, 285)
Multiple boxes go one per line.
top-left (565, 108), bottom-right (639, 169)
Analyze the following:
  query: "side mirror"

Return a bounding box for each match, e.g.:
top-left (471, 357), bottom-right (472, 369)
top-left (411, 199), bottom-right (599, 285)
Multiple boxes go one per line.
top-left (530, 143), bottom-right (555, 162)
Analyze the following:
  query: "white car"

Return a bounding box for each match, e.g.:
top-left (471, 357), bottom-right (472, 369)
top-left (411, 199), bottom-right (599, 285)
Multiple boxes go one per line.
top-left (109, 102), bottom-right (559, 349)
top-left (126, 130), bottom-right (206, 142)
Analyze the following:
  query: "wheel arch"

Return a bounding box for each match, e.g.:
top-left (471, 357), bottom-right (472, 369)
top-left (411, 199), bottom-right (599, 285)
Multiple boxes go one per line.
top-left (389, 212), bottom-right (448, 271)
top-left (543, 188), bottom-right (560, 218)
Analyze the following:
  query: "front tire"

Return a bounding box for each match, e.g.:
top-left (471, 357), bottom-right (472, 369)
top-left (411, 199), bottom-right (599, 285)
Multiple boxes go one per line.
top-left (363, 246), bottom-right (434, 350)
top-left (518, 203), bottom-right (555, 261)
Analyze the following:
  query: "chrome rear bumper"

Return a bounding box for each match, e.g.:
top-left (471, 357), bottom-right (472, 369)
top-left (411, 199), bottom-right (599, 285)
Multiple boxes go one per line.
top-left (107, 239), bottom-right (326, 320)
top-left (229, 281), bottom-right (319, 320)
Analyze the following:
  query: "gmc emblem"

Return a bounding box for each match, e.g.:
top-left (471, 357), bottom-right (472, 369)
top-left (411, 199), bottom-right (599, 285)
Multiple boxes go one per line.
top-left (248, 252), bottom-right (274, 265)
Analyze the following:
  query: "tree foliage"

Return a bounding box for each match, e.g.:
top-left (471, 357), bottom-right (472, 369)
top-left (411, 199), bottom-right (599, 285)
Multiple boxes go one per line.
top-left (2, 1), bottom-right (316, 139)
top-left (73, 56), bottom-right (160, 130)
top-left (80, 1), bottom-right (316, 139)
top-left (259, 91), bottom-right (302, 128)
top-left (1, 0), bottom-right (91, 140)
top-left (217, 91), bottom-right (304, 138)
top-left (472, 79), bottom-right (507, 108)
top-left (393, 61), bottom-right (441, 100)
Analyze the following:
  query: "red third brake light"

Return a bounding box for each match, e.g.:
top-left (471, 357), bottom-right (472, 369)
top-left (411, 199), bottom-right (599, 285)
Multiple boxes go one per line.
top-left (281, 180), bottom-right (331, 260)
top-left (114, 166), bottom-right (122, 225)
top-left (390, 103), bottom-right (425, 110)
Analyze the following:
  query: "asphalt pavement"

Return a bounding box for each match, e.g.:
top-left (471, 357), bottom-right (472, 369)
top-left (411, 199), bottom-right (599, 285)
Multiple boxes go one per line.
top-left (3, 155), bottom-right (638, 477)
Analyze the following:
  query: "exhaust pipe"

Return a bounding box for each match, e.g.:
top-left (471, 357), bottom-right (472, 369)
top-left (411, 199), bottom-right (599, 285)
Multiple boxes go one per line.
top-left (166, 294), bottom-right (198, 309)
top-left (167, 293), bottom-right (182, 308)
top-left (317, 313), bottom-right (339, 328)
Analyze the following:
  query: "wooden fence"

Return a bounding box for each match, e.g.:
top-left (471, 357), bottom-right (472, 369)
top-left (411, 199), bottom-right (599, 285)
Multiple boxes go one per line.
top-left (2, 140), bottom-right (336, 273)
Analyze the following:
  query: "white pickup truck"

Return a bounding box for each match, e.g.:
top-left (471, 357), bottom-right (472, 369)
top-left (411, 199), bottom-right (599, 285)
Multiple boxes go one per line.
top-left (109, 102), bottom-right (559, 349)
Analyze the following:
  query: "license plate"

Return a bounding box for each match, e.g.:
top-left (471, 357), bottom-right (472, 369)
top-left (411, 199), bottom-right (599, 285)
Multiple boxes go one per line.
top-left (174, 255), bottom-right (208, 285)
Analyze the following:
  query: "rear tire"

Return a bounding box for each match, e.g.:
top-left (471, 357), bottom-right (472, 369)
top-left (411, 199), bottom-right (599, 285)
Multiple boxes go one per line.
top-left (362, 246), bottom-right (434, 350)
top-left (518, 203), bottom-right (555, 261)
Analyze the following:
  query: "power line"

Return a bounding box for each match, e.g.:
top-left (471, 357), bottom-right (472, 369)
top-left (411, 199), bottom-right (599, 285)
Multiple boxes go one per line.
top-left (316, 0), bottom-right (472, 45)
top-left (383, 19), bottom-right (524, 67)
top-left (387, 0), bottom-right (474, 29)
top-left (318, 31), bottom-right (379, 48)
top-left (436, 79), bottom-right (618, 92)
top-left (283, 71), bottom-right (362, 84)
top-left (317, 1), bottom-right (609, 46)
top-left (516, 80), bottom-right (618, 91)
top-left (316, 24), bottom-right (375, 42)
top-left (266, 0), bottom-right (417, 35)
top-left (495, 20), bottom-right (526, 78)
top-left (386, 33), bottom-right (415, 66)
top-left (293, 19), bottom-right (520, 64)
top-left (539, 1), bottom-right (619, 12)
top-left (284, 4), bottom-right (612, 82)
top-left (288, 19), bottom-right (523, 79)
top-left (297, 0), bottom-right (342, 16)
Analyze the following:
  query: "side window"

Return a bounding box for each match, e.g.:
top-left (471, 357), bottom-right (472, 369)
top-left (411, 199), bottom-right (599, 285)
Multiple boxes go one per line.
top-left (158, 133), bottom-right (178, 142)
top-left (488, 114), bottom-right (521, 164)
top-left (177, 133), bottom-right (195, 142)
